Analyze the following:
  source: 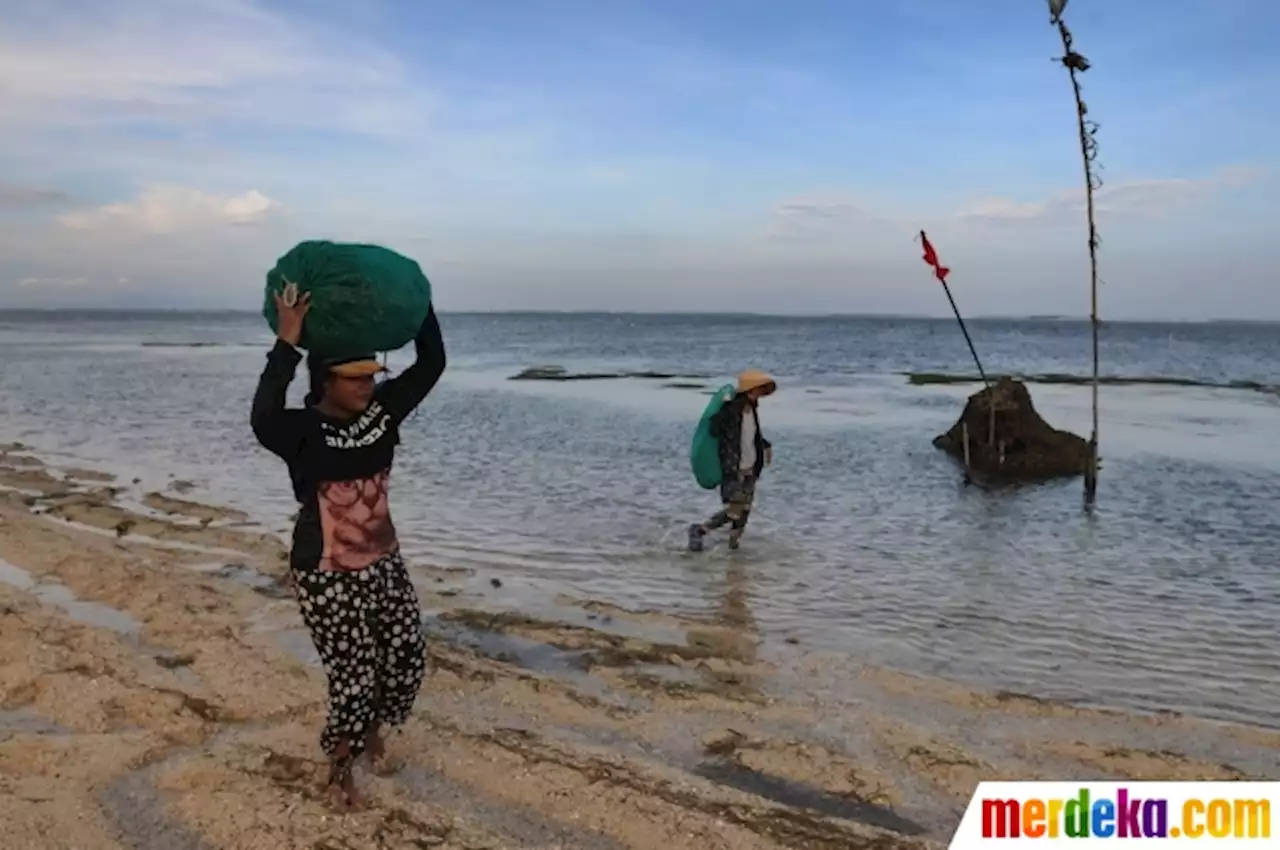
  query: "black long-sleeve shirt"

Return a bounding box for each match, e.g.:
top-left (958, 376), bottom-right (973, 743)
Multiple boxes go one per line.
top-left (250, 307), bottom-right (446, 572)
top-left (710, 394), bottom-right (771, 479)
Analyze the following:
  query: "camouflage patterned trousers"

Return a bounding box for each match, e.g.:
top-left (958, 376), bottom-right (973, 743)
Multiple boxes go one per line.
top-left (709, 473), bottom-right (756, 542)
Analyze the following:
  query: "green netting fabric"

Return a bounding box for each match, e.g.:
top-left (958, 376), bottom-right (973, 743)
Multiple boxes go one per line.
top-left (263, 240), bottom-right (432, 359)
top-left (690, 384), bottom-right (736, 489)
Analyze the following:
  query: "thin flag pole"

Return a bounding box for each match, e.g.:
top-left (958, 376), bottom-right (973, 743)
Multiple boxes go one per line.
top-left (919, 230), bottom-right (989, 390)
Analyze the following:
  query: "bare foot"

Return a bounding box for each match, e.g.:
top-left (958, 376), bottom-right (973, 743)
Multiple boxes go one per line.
top-left (365, 727), bottom-right (398, 776)
top-left (341, 773), bottom-right (365, 811)
top-left (325, 782), bottom-right (352, 812)
top-left (324, 776), bottom-right (366, 812)
top-left (324, 744), bottom-right (365, 812)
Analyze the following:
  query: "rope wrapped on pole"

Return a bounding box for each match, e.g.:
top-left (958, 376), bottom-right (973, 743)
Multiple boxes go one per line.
top-left (1046, 0), bottom-right (1103, 511)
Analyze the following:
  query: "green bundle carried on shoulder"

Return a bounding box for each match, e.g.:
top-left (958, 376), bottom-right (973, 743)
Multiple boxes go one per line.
top-left (262, 240), bottom-right (433, 359)
top-left (690, 383), bottom-right (736, 489)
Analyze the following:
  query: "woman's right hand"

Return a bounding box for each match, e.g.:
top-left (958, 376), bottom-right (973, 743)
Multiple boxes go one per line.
top-left (274, 281), bottom-right (311, 347)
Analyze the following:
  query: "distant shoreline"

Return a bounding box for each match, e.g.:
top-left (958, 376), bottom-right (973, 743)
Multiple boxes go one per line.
top-left (0, 308), bottom-right (1276, 325)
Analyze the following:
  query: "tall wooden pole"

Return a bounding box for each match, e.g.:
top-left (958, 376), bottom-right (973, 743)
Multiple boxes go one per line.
top-left (1048, 0), bottom-right (1102, 510)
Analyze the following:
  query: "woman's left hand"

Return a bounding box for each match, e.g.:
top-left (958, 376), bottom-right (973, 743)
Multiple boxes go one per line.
top-left (275, 282), bottom-right (311, 347)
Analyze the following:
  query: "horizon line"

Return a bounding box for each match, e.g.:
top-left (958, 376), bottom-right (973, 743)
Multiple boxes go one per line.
top-left (0, 307), bottom-right (1275, 325)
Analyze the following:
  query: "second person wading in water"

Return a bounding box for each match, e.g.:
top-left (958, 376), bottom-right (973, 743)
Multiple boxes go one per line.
top-left (689, 369), bottom-right (776, 552)
top-left (250, 285), bottom-right (446, 810)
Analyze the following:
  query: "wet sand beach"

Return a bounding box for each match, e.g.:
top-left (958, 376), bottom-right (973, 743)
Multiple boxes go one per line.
top-left (1, 446), bottom-right (1277, 849)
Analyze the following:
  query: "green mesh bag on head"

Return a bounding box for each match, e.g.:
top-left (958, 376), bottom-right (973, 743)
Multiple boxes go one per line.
top-left (262, 240), bottom-right (433, 359)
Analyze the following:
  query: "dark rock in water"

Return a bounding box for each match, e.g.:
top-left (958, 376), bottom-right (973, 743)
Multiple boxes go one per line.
top-left (907, 371), bottom-right (1278, 395)
top-left (510, 365), bottom-right (572, 380)
top-left (933, 377), bottom-right (1090, 480)
top-left (509, 365), bottom-right (711, 382)
top-left (140, 341), bottom-right (224, 348)
top-left (509, 366), bottom-right (624, 381)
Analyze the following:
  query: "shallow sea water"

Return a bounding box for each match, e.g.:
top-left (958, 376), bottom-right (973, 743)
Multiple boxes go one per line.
top-left (3, 310), bottom-right (1279, 728)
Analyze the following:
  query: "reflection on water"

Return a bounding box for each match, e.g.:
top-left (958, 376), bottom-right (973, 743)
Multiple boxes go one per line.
top-left (0, 558), bottom-right (142, 635)
top-left (2, 312), bottom-right (1280, 728)
top-left (716, 560), bottom-right (756, 635)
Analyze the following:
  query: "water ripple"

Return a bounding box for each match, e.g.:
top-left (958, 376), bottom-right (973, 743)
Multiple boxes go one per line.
top-left (3, 312), bottom-right (1280, 728)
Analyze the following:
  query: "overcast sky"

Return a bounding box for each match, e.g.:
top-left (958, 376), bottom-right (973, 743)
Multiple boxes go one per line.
top-left (1, 0), bottom-right (1277, 319)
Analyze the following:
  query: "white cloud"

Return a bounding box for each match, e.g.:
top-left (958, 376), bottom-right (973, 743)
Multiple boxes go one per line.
top-left (765, 192), bottom-right (905, 244)
top-left (0, 180), bottom-right (291, 308)
top-left (954, 166), bottom-right (1268, 223)
top-left (762, 167), bottom-right (1268, 248)
top-left (0, 0), bottom-right (434, 138)
top-left (953, 197), bottom-right (1047, 221)
top-left (0, 4), bottom-right (1273, 316)
top-left (58, 186), bottom-right (281, 234)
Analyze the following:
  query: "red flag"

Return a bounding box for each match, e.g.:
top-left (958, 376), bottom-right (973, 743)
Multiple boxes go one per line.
top-left (919, 230), bottom-right (950, 283)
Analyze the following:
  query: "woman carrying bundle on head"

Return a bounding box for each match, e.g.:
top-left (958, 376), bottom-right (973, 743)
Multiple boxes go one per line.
top-left (250, 281), bottom-right (445, 811)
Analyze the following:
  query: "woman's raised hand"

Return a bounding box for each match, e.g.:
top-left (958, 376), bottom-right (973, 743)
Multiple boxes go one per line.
top-left (274, 281), bottom-right (311, 347)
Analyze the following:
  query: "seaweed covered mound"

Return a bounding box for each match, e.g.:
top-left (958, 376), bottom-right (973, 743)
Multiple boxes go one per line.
top-left (933, 377), bottom-right (1090, 480)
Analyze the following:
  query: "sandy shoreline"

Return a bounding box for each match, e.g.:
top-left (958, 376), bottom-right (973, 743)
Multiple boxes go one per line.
top-left (1, 445), bottom-right (1277, 850)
